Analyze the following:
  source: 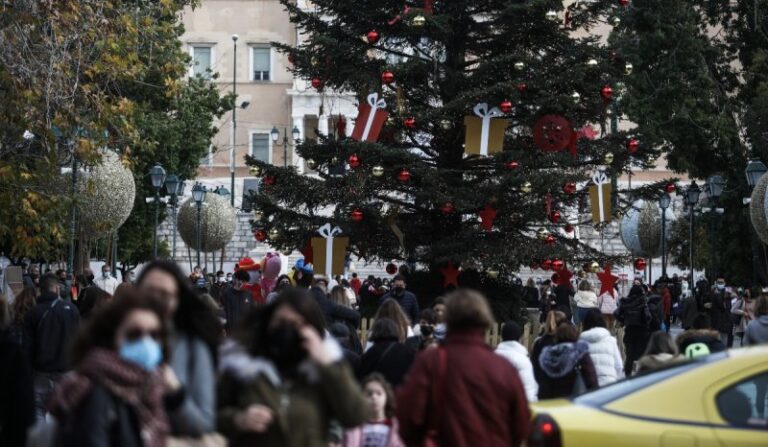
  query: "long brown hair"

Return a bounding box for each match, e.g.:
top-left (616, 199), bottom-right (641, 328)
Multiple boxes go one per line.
top-left (540, 310), bottom-right (567, 336)
top-left (12, 286), bottom-right (37, 327)
top-left (362, 372), bottom-right (396, 418)
top-left (373, 299), bottom-right (410, 342)
top-left (329, 286), bottom-right (350, 307)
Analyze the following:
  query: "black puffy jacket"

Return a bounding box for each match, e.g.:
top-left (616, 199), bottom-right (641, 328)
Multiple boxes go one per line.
top-left (616, 294), bottom-right (651, 329)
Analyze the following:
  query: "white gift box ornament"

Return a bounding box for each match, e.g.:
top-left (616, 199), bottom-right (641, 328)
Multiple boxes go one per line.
top-left (311, 223), bottom-right (350, 278)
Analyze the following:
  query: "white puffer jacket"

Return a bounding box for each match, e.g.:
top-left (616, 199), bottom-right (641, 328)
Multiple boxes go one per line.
top-left (579, 327), bottom-right (624, 386)
top-left (495, 341), bottom-right (538, 402)
top-left (574, 290), bottom-right (599, 308)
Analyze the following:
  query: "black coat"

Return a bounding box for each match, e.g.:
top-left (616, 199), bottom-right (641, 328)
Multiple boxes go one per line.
top-left (381, 290), bottom-right (420, 324)
top-left (222, 287), bottom-right (252, 332)
top-left (58, 382), bottom-right (143, 447)
top-left (311, 287), bottom-right (360, 329)
top-left (24, 292), bottom-right (80, 373)
top-left (706, 292), bottom-right (731, 334)
top-left (0, 330), bottom-right (34, 447)
top-left (357, 339), bottom-right (416, 387)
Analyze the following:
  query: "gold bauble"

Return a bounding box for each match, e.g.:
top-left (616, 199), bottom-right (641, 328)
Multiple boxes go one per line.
top-left (537, 228), bottom-right (550, 239)
top-left (590, 261), bottom-right (600, 272)
top-left (545, 10), bottom-right (558, 21)
top-left (268, 228), bottom-right (280, 240)
top-left (411, 14), bottom-right (426, 27)
top-left (604, 152), bottom-right (615, 164)
top-left (624, 62), bottom-right (634, 75)
top-left (306, 159), bottom-right (317, 170)
top-left (487, 269), bottom-right (500, 279)
top-left (586, 58), bottom-right (598, 68)
top-left (253, 210), bottom-right (264, 221)
top-left (514, 61), bottom-right (525, 71)
top-left (571, 91), bottom-right (581, 103)
top-left (440, 119), bottom-right (452, 130)
top-left (521, 181), bottom-right (532, 193)
top-left (646, 155), bottom-right (656, 165)
top-left (331, 156), bottom-right (339, 164)
top-left (282, 248), bottom-right (293, 256)
top-left (611, 16), bottom-right (621, 26)
top-left (249, 165), bottom-right (263, 177)
top-left (372, 165), bottom-right (385, 177)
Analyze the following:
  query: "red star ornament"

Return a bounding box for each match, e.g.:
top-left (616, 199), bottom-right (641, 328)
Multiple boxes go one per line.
top-left (300, 240), bottom-right (314, 265)
top-left (596, 264), bottom-right (619, 297)
top-left (440, 263), bottom-right (461, 289)
top-left (555, 267), bottom-right (573, 286)
top-left (479, 205), bottom-right (498, 231)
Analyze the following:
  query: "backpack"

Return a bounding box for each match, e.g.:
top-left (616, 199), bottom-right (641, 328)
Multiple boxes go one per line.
top-left (647, 300), bottom-right (662, 331)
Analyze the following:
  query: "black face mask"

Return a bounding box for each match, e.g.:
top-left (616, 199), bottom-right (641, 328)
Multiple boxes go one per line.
top-left (87, 274), bottom-right (95, 282)
top-left (393, 286), bottom-right (405, 296)
top-left (266, 322), bottom-right (307, 371)
top-left (420, 324), bottom-right (434, 337)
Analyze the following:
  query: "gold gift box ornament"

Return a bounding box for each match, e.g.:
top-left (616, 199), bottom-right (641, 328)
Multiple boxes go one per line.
top-left (311, 223), bottom-right (349, 278)
top-left (464, 102), bottom-right (509, 156)
top-left (589, 171), bottom-right (613, 224)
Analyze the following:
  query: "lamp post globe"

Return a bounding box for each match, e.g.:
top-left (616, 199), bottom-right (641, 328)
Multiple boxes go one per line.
top-left (149, 164), bottom-right (167, 190)
top-left (291, 125), bottom-right (301, 141)
top-left (745, 159), bottom-right (767, 188)
top-left (270, 126), bottom-right (280, 143)
top-left (686, 181), bottom-right (701, 206)
top-left (707, 174), bottom-right (726, 200)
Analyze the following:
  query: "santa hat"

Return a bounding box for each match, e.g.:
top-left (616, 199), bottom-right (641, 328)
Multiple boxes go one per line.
top-left (236, 257), bottom-right (262, 272)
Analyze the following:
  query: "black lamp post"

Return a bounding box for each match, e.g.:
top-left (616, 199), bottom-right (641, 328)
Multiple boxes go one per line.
top-left (164, 174), bottom-right (183, 261)
top-left (149, 164), bottom-right (167, 259)
top-left (745, 159), bottom-right (767, 286)
top-left (706, 175), bottom-right (726, 279)
top-left (686, 181), bottom-right (701, 286)
top-left (271, 125), bottom-right (301, 168)
top-left (192, 183), bottom-right (206, 268)
top-left (659, 192), bottom-right (671, 280)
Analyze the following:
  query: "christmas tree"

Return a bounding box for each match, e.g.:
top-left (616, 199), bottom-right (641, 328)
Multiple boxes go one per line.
top-left (247, 1), bottom-right (654, 283)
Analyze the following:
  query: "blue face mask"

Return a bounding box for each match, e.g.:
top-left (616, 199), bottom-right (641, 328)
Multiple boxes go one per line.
top-left (119, 337), bottom-right (163, 371)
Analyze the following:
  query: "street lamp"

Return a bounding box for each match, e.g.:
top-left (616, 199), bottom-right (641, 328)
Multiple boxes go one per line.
top-left (686, 181), bottom-right (701, 287)
top-left (164, 174), bottom-right (183, 261)
top-left (271, 125), bottom-right (301, 168)
top-left (192, 183), bottom-right (206, 268)
top-left (745, 159), bottom-right (767, 188)
top-left (230, 34), bottom-right (239, 207)
top-left (706, 175), bottom-right (726, 279)
top-left (659, 192), bottom-right (671, 280)
top-left (149, 164), bottom-right (167, 259)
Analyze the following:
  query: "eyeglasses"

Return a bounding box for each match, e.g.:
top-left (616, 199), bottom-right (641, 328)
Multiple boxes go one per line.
top-left (124, 327), bottom-right (161, 342)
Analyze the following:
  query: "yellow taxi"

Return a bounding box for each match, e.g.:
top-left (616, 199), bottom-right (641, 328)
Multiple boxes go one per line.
top-left (528, 346), bottom-right (768, 446)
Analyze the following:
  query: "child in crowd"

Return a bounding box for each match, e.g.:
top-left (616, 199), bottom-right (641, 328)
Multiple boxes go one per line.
top-left (343, 373), bottom-right (405, 447)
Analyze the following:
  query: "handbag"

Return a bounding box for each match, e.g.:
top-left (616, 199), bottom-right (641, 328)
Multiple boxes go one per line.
top-left (423, 347), bottom-right (448, 447)
top-left (571, 364), bottom-right (587, 396)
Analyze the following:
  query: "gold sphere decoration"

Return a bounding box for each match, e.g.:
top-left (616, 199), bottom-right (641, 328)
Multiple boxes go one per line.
top-left (306, 159), bottom-right (317, 170)
top-left (411, 14), bottom-right (426, 27)
top-left (253, 210), bottom-right (264, 221)
top-left (440, 119), bottom-right (452, 130)
top-left (611, 16), bottom-right (621, 26)
top-left (624, 62), bottom-right (634, 75)
top-left (268, 228), bottom-right (280, 240)
top-left (590, 261), bottom-right (600, 272)
top-left (604, 152), bottom-right (615, 164)
top-left (520, 181), bottom-right (532, 193)
top-left (586, 58), bottom-right (598, 68)
top-left (514, 61), bottom-right (525, 71)
top-left (249, 165), bottom-right (263, 177)
top-left (282, 248), bottom-right (293, 256)
top-left (545, 10), bottom-right (558, 21)
top-left (571, 91), bottom-right (581, 103)
top-left (537, 228), bottom-right (550, 239)
top-left (372, 165), bottom-right (385, 177)
top-left (487, 269), bottom-right (500, 279)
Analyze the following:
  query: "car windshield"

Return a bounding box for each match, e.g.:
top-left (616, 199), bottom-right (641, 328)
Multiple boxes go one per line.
top-left (573, 352), bottom-right (728, 407)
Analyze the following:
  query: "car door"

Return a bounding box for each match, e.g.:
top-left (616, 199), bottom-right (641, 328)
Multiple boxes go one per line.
top-left (706, 370), bottom-right (768, 446)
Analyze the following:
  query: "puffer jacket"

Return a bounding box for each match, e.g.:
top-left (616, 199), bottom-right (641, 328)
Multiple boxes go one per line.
top-left (537, 341), bottom-right (599, 399)
top-left (744, 315), bottom-right (768, 346)
top-left (578, 327), bottom-right (624, 386)
top-left (676, 329), bottom-right (726, 356)
top-left (495, 341), bottom-right (539, 402)
top-left (574, 291), bottom-right (598, 309)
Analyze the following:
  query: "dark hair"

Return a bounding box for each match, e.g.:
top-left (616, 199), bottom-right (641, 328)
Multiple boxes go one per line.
top-left (419, 309), bottom-right (436, 324)
top-left (642, 331), bottom-right (678, 357)
top-left (393, 274), bottom-right (405, 283)
top-left (70, 290), bottom-right (169, 366)
top-left (297, 270), bottom-right (314, 288)
top-left (432, 297), bottom-right (445, 308)
top-left (78, 286), bottom-right (112, 319)
top-left (12, 286), bottom-right (37, 327)
top-left (555, 322), bottom-right (579, 343)
top-left (233, 270), bottom-right (250, 282)
top-left (136, 260), bottom-right (221, 360)
top-left (754, 295), bottom-right (768, 317)
top-left (501, 320), bottom-right (523, 342)
top-left (362, 372), bottom-right (396, 418)
top-left (444, 289), bottom-right (494, 332)
top-left (352, 273), bottom-right (358, 278)
top-left (216, 270), bottom-right (224, 276)
top-left (581, 308), bottom-right (606, 331)
top-left (55, 269), bottom-right (65, 277)
top-left (369, 318), bottom-right (401, 343)
top-left (39, 273), bottom-right (59, 293)
top-left (692, 313), bottom-right (712, 330)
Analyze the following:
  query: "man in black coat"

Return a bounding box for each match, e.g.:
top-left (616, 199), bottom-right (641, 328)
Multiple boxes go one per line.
top-left (380, 274), bottom-right (420, 324)
top-left (222, 270), bottom-right (253, 333)
top-left (24, 274), bottom-right (80, 421)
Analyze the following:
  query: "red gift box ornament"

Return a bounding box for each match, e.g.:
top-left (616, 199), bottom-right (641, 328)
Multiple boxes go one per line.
top-left (351, 92), bottom-right (389, 143)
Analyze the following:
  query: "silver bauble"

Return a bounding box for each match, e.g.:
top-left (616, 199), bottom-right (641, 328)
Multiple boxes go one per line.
top-left (620, 199), bottom-right (675, 258)
top-left (177, 193), bottom-right (236, 251)
top-left (754, 174), bottom-right (768, 244)
top-left (76, 152), bottom-right (136, 236)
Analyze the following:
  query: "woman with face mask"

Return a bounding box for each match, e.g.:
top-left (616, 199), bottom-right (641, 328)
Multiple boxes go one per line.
top-left (49, 290), bottom-right (171, 447)
top-left (136, 261), bottom-right (221, 438)
top-left (218, 288), bottom-right (368, 447)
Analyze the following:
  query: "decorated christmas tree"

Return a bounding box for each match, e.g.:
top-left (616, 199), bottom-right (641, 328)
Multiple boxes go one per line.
top-left (247, 0), bottom-right (656, 286)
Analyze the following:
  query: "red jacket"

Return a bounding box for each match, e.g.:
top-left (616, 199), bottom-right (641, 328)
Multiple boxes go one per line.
top-left (661, 289), bottom-right (672, 318)
top-left (396, 330), bottom-right (531, 447)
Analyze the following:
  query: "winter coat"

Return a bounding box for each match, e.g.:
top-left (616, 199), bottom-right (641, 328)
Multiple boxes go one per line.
top-left (597, 292), bottom-right (618, 315)
top-left (731, 298), bottom-right (754, 334)
top-left (0, 330), bottom-right (34, 447)
top-left (168, 331), bottom-right (216, 436)
top-left (646, 295), bottom-right (664, 331)
top-left (574, 291), bottom-right (598, 309)
top-left (397, 330), bottom-right (530, 447)
top-left (537, 341), bottom-right (599, 400)
top-left (531, 334), bottom-right (557, 387)
top-left (312, 287), bottom-right (361, 329)
top-left (523, 286), bottom-right (540, 308)
top-left (357, 338), bottom-right (416, 387)
top-left (222, 287), bottom-right (252, 332)
top-left (661, 289), bottom-right (672, 319)
top-left (93, 276), bottom-right (120, 296)
top-left (380, 290), bottom-right (420, 325)
top-left (632, 353), bottom-right (684, 375)
top-left (578, 328), bottom-right (624, 386)
top-left (676, 329), bottom-right (726, 355)
top-left (681, 296), bottom-right (699, 330)
top-left (706, 292), bottom-right (731, 334)
top-left (217, 340), bottom-right (368, 447)
top-left (495, 341), bottom-right (539, 402)
top-left (744, 315), bottom-right (768, 346)
top-left (615, 294), bottom-right (651, 330)
top-left (23, 291), bottom-right (80, 373)
top-left (343, 419), bottom-right (405, 447)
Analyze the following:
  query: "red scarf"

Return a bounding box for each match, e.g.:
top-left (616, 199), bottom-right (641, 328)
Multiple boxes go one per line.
top-left (49, 348), bottom-right (169, 447)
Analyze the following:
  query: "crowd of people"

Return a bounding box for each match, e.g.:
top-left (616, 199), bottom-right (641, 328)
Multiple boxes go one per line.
top-left (0, 259), bottom-right (767, 447)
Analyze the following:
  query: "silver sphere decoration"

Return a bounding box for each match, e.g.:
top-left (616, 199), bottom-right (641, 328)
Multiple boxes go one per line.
top-left (177, 193), bottom-right (236, 251)
top-left (77, 151), bottom-right (136, 236)
top-left (620, 199), bottom-right (675, 258)
top-left (754, 174), bottom-right (768, 244)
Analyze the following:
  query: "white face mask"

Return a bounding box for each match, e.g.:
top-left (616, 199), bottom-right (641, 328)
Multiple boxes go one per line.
top-left (103, 271), bottom-right (111, 278)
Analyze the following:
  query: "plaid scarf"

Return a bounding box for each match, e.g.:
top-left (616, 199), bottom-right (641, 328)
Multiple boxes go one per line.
top-left (49, 348), bottom-right (169, 447)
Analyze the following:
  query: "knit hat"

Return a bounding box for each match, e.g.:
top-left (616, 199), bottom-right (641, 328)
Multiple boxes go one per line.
top-left (501, 320), bottom-right (523, 342)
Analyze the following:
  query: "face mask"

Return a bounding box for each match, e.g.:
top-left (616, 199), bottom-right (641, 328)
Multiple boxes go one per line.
top-left (267, 322), bottom-right (307, 371)
top-left (420, 324), bottom-right (434, 337)
top-left (716, 283), bottom-right (725, 290)
top-left (217, 276), bottom-right (224, 283)
top-left (103, 271), bottom-right (111, 279)
top-left (119, 337), bottom-right (163, 371)
top-left (393, 286), bottom-right (405, 296)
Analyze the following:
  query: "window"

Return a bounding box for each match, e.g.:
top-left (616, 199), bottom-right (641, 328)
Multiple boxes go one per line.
top-left (716, 372), bottom-right (768, 428)
top-left (190, 45), bottom-right (213, 79)
top-left (251, 47), bottom-right (271, 81)
top-left (251, 133), bottom-right (270, 163)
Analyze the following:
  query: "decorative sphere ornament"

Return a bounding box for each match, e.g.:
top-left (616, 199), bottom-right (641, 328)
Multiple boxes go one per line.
top-left (311, 78), bottom-right (323, 89)
top-left (542, 259), bottom-right (553, 270)
top-left (514, 61), bottom-right (525, 71)
top-left (624, 62), bottom-right (634, 75)
top-left (751, 174), bottom-right (768, 244)
top-left (372, 165), bottom-right (385, 177)
top-left (634, 258), bottom-right (647, 271)
top-left (521, 181), bottom-right (533, 193)
top-left (537, 228), bottom-right (550, 239)
top-left (604, 152), bottom-right (615, 164)
top-left (306, 159), bottom-right (317, 170)
top-left (351, 209), bottom-right (363, 222)
top-left (590, 261), bottom-right (600, 272)
top-left (549, 210), bottom-right (562, 224)
top-left (262, 175), bottom-right (276, 186)
top-left (348, 154), bottom-right (361, 169)
top-left (386, 262), bottom-right (398, 275)
top-left (268, 228), bottom-right (280, 240)
top-left (381, 70), bottom-right (395, 84)
top-left (282, 248), bottom-right (294, 256)
top-left (288, 53), bottom-right (296, 64)
top-left (411, 14), bottom-right (426, 27)
top-left (366, 30), bottom-right (380, 44)
top-left (404, 117), bottom-right (416, 129)
top-left (571, 91), bottom-right (581, 103)
top-left (440, 202), bottom-right (455, 214)
top-left (620, 0), bottom-right (630, 6)
top-left (665, 183), bottom-right (676, 194)
top-left (440, 119), bottom-right (452, 130)
top-left (254, 229), bottom-right (267, 242)
top-left (564, 223), bottom-right (575, 233)
top-left (505, 160), bottom-right (520, 170)
top-left (253, 210), bottom-right (264, 221)
top-left (178, 194), bottom-right (237, 251)
top-left (552, 259), bottom-right (564, 271)
top-left (516, 82), bottom-right (528, 93)
top-left (397, 168), bottom-right (410, 182)
top-left (249, 165), bottom-right (263, 177)
top-left (611, 16), bottom-right (621, 26)
top-left (563, 181), bottom-right (577, 195)
top-left (545, 10), bottom-right (558, 21)
top-left (76, 152), bottom-right (136, 236)
top-left (627, 138), bottom-right (639, 154)
top-left (486, 268), bottom-right (499, 279)
top-left (586, 58), bottom-right (599, 68)
top-left (500, 100), bottom-right (513, 114)
top-left (620, 199), bottom-right (675, 258)
top-left (601, 85), bottom-right (613, 101)
top-left (545, 234), bottom-right (556, 245)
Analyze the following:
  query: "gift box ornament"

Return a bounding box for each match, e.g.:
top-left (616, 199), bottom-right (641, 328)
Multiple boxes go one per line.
top-left (464, 103), bottom-right (508, 156)
top-left (588, 171), bottom-right (612, 224)
top-left (351, 92), bottom-right (389, 142)
top-left (311, 223), bottom-right (350, 277)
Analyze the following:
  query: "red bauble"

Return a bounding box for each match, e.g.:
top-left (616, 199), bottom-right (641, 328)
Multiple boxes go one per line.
top-left (404, 117), bottom-right (416, 129)
top-left (619, 0), bottom-right (629, 5)
top-left (532, 114), bottom-right (574, 152)
top-left (311, 78), bottom-right (323, 89)
top-left (552, 259), bottom-right (564, 271)
top-left (627, 138), bottom-right (639, 154)
top-left (565, 223), bottom-right (575, 233)
top-left (351, 209), bottom-right (363, 222)
top-left (366, 30), bottom-right (380, 44)
top-left (348, 154), bottom-right (361, 169)
top-left (516, 83), bottom-right (528, 93)
top-left (505, 160), bottom-right (520, 170)
top-left (288, 53), bottom-right (296, 64)
top-left (601, 85), bottom-right (613, 101)
top-left (386, 263), bottom-right (398, 275)
top-left (262, 175), bottom-right (276, 186)
top-left (634, 258), bottom-right (647, 271)
top-left (254, 229), bottom-right (267, 242)
top-left (397, 168), bottom-right (410, 182)
top-left (542, 259), bottom-right (553, 270)
top-left (381, 70), bottom-right (395, 84)
top-left (500, 100), bottom-right (513, 114)
top-left (563, 181), bottom-right (577, 194)
top-left (440, 202), bottom-right (454, 214)
top-left (545, 234), bottom-right (556, 245)
top-left (665, 183), bottom-right (676, 194)
top-left (549, 210), bottom-right (562, 224)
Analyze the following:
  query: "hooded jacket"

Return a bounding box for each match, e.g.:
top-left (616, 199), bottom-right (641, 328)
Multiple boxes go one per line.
top-left (632, 353), bottom-right (684, 375)
top-left (578, 328), bottom-right (624, 386)
top-left (615, 292), bottom-right (651, 330)
top-left (744, 315), bottom-right (768, 346)
top-left (495, 341), bottom-right (539, 402)
top-left (574, 290), bottom-right (598, 309)
top-left (537, 341), bottom-right (599, 399)
top-left (676, 329), bottom-right (726, 355)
